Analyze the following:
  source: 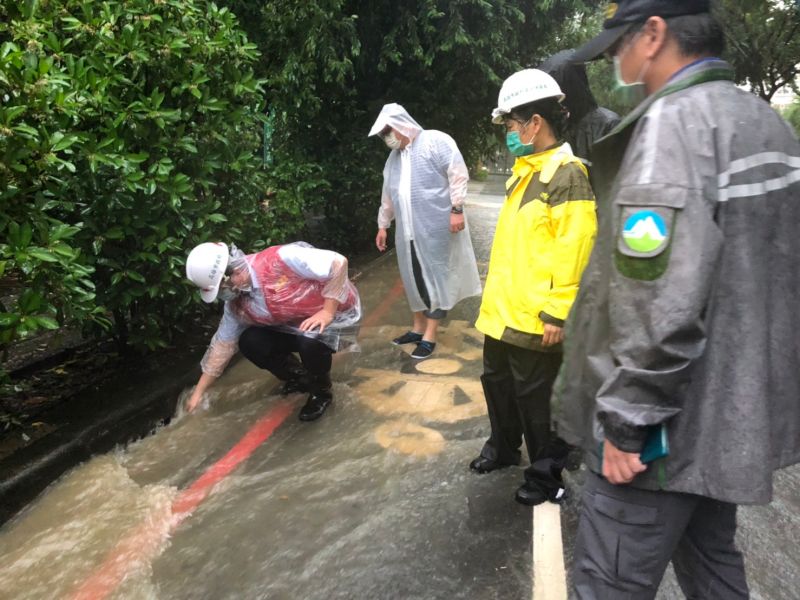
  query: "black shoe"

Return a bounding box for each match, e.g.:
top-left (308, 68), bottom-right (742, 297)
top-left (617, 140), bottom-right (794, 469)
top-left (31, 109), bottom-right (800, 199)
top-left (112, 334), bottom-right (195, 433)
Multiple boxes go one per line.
top-left (298, 392), bottom-right (332, 421)
top-left (392, 330), bottom-right (424, 345)
top-left (411, 340), bottom-right (435, 359)
top-left (469, 456), bottom-right (514, 474)
top-left (280, 378), bottom-right (308, 395)
top-left (514, 481), bottom-right (568, 506)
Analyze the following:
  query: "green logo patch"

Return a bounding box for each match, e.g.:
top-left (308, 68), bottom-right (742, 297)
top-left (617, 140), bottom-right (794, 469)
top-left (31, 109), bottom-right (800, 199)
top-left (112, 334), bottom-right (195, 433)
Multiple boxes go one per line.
top-left (622, 210), bottom-right (668, 254)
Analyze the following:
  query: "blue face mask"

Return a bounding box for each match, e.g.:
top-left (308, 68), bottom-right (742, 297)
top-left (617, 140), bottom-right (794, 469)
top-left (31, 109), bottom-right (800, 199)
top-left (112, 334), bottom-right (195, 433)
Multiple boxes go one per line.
top-left (506, 131), bottom-right (536, 157)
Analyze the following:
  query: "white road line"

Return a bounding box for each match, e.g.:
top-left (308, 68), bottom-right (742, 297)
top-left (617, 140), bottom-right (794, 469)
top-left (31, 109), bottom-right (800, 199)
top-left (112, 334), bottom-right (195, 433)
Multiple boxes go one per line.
top-left (532, 502), bottom-right (568, 600)
top-left (466, 200), bottom-right (506, 209)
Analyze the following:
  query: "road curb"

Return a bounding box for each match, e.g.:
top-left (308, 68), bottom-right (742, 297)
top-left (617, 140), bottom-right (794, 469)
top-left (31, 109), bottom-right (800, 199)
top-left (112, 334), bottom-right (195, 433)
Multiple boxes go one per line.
top-left (0, 356), bottom-right (202, 525)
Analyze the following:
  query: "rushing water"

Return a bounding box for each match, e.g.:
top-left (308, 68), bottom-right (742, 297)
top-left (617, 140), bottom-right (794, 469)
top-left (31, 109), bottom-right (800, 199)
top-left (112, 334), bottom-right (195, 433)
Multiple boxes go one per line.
top-left (0, 324), bottom-right (533, 600)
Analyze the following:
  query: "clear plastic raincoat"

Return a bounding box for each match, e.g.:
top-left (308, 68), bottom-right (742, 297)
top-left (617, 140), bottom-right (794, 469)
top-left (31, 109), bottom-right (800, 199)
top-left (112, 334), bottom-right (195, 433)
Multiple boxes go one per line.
top-left (370, 103), bottom-right (481, 312)
top-left (201, 243), bottom-right (361, 377)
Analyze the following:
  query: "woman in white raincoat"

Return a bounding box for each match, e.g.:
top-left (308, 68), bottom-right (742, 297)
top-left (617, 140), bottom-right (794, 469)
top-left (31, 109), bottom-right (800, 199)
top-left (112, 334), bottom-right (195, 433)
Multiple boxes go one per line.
top-left (369, 103), bottom-right (481, 359)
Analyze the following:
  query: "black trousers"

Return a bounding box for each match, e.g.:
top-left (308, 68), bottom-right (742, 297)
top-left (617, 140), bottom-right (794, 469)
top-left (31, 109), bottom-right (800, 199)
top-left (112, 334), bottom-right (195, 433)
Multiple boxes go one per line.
top-left (478, 335), bottom-right (562, 465)
top-left (573, 471), bottom-right (748, 600)
top-left (238, 326), bottom-right (333, 382)
top-left (409, 241), bottom-right (447, 320)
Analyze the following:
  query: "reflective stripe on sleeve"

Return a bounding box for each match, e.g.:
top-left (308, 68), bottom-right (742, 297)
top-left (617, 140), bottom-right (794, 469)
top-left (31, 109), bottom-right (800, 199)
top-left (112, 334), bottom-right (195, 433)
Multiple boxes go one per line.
top-left (718, 169), bottom-right (800, 202)
top-left (718, 151), bottom-right (800, 201)
top-left (718, 151), bottom-right (800, 188)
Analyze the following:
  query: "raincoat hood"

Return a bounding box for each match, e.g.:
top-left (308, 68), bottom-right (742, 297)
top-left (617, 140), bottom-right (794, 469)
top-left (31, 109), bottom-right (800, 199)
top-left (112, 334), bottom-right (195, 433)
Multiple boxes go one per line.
top-left (368, 103), bottom-right (423, 141)
top-left (539, 49), bottom-right (597, 124)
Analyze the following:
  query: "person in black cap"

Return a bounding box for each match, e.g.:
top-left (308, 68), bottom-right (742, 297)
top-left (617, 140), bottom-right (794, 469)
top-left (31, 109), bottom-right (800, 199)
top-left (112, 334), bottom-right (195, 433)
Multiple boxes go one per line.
top-left (538, 49), bottom-right (620, 171)
top-left (555, 1), bottom-right (800, 598)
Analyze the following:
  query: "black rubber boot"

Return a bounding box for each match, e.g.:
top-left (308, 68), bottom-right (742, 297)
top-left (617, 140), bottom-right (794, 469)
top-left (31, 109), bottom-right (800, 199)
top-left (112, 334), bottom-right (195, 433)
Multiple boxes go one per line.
top-left (515, 457), bottom-right (568, 506)
top-left (468, 456), bottom-right (516, 474)
top-left (298, 373), bottom-right (333, 421)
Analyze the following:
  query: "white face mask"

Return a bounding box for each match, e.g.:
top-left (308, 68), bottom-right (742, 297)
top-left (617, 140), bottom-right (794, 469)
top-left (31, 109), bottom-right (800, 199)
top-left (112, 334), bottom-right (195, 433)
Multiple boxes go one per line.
top-left (217, 286), bottom-right (239, 302)
top-left (383, 131), bottom-right (402, 150)
top-left (613, 32), bottom-right (652, 106)
top-left (216, 271), bottom-right (252, 302)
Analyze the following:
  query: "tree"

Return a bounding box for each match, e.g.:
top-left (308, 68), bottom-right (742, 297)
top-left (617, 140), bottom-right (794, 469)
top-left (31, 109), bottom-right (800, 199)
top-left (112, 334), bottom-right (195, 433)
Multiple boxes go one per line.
top-left (221, 0), bottom-right (595, 252)
top-left (783, 99), bottom-right (800, 136)
top-left (532, 4), bottom-right (630, 116)
top-left (554, 1), bottom-right (800, 116)
top-left (716, 0), bottom-right (800, 102)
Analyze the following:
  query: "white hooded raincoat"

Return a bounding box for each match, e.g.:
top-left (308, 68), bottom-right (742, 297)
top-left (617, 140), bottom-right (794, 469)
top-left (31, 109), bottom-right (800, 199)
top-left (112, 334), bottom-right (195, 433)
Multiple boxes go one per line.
top-left (370, 104), bottom-right (481, 312)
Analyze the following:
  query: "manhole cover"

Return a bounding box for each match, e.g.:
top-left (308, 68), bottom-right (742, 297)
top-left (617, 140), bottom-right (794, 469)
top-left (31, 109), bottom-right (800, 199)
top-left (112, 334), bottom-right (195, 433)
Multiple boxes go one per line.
top-left (414, 358), bottom-right (461, 375)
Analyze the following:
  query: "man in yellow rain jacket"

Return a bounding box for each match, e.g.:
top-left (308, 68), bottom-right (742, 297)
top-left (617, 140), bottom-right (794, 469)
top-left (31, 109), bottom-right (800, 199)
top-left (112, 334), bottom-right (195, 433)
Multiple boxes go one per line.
top-left (470, 69), bottom-right (597, 506)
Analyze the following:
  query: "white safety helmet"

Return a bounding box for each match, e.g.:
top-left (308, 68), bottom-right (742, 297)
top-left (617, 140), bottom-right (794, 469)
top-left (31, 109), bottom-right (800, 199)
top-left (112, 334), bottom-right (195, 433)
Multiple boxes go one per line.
top-left (491, 69), bottom-right (565, 124)
top-left (186, 242), bottom-right (229, 303)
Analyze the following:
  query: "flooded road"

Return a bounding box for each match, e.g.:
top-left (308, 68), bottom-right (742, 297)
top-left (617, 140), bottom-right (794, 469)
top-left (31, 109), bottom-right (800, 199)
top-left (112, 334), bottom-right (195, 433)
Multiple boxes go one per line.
top-left (0, 178), bottom-right (797, 599)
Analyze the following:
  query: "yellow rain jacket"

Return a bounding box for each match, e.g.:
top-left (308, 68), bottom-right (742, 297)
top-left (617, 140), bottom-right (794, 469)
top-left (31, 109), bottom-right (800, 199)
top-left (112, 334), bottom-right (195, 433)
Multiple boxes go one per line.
top-left (476, 144), bottom-right (596, 351)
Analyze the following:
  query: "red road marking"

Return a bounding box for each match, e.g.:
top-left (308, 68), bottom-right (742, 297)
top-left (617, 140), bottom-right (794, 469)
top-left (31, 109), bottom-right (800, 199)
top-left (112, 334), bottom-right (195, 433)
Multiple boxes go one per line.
top-left (360, 277), bottom-right (404, 329)
top-left (69, 402), bottom-right (294, 600)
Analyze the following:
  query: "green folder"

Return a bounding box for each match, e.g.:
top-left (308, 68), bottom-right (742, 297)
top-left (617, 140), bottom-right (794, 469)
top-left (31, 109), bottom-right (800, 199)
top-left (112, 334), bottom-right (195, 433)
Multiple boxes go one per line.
top-left (639, 423), bottom-right (669, 463)
top-left (599, 423), bottom-right (669, 464)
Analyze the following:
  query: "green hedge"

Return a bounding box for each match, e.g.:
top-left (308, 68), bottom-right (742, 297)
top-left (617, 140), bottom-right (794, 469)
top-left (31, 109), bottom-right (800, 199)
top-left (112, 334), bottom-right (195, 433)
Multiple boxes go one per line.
top-left (0, 0), bottom-right (288, 365)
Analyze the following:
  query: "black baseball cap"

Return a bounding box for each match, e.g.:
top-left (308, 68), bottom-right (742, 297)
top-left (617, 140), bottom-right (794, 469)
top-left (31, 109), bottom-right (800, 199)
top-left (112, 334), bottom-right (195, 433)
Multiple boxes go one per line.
top-left (571, 0), bottom-right (711, 63)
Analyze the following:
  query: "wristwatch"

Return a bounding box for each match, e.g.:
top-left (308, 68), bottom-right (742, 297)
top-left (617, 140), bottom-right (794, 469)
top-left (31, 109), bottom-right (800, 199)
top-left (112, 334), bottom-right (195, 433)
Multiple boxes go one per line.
top-left (450, 206), bottom-right (464, 214)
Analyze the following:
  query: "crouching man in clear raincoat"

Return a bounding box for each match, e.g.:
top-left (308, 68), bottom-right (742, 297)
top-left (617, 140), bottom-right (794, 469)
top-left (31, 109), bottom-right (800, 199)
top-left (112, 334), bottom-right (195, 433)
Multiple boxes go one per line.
top-left (184, 241), bottom-right (361, 421)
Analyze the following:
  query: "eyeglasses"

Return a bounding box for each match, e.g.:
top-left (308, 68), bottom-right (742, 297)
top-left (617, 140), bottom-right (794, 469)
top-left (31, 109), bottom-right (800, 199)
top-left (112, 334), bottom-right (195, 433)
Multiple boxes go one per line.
top-left (217, 264), bottom-right (234, 288)
top-left (503, 116), bottom-right (531, 132)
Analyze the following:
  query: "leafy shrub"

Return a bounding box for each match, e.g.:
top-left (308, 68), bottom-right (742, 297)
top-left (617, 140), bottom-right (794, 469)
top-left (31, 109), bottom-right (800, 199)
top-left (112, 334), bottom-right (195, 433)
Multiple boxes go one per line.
top-left (0, 0), bottom-right (279, 363)
top-left (472, 168), bottom-right (489, 182)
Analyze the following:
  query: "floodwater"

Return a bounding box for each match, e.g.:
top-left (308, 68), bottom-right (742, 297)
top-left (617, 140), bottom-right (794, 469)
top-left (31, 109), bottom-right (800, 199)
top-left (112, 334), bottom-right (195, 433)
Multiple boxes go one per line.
top-left (0, 178), bottom-right (798, 600)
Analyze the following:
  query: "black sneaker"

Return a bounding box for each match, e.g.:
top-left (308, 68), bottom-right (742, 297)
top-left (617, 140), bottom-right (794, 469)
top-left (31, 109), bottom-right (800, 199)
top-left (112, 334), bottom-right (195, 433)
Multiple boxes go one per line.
top-left (392, 330), bottom-right (424, 345)
top-left (410, 340), bottom-right (435, 359)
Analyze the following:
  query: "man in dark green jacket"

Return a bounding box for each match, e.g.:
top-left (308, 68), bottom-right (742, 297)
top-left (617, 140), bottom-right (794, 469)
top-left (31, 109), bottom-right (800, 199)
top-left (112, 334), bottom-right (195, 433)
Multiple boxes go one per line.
top-left (557, 1), bottom-right (800, 598)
